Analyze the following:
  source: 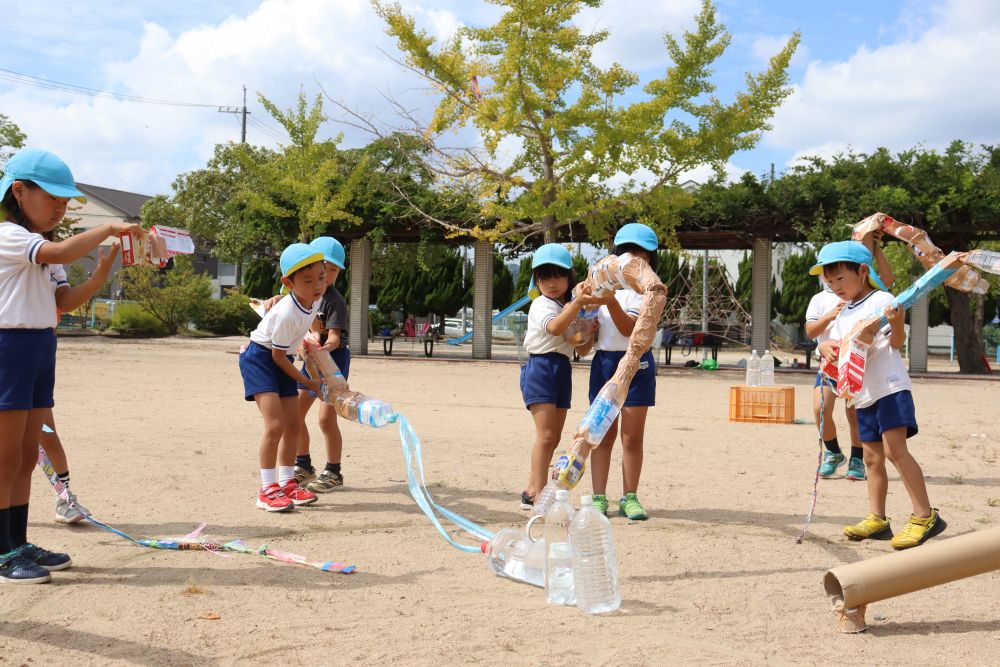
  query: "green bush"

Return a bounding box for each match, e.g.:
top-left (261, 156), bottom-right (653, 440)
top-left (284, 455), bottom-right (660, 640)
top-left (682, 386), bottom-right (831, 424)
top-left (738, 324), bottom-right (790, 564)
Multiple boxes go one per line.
top-left (110, 303), bottom-right (169, 336)
top-left (983, 325), bottom-right (1000, 349)
top-left (194, 289), bottom-right (259, 336)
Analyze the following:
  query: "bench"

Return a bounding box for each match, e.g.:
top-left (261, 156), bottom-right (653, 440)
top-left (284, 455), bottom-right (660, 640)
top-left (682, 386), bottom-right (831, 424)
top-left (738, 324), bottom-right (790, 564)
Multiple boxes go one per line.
top-left (659, 331), bottom-right (721, 366)
top-left (372, 324), bottom-right (439, 357)
top-left (794, 340), bottom-right (818, 369)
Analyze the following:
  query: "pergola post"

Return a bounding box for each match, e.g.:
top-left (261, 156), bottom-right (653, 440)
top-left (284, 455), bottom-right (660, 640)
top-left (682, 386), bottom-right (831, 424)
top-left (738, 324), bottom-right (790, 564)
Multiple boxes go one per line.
top-left (348, 238), bottom-right (372, 356)
top-left (472, 239), bottom-right (493, 359)
top-left (751, 237), bottom-right (772, 354)
top-left (909, 294), bottom-right (930, 373)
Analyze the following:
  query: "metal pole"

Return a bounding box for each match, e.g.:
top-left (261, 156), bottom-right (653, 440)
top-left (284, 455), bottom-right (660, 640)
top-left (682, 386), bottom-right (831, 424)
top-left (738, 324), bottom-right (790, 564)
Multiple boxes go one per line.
top-left (462, 245), bottom-right (468, 334)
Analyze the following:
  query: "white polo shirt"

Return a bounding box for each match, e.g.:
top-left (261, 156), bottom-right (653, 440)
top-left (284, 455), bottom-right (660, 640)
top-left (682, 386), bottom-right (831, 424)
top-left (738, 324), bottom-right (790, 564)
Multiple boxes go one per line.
top-left (523, 296), bottom-right (576, 357)
top-left (830, 289), bottom-right (911, 409)
top-left (595, 289), bottom-right (643, 352)
top-left (249, 292), bottom-right (319, 353)
top-left (0, 221), bottom-right (58, 329)
top-left (805, 288), bottom-right (843, 344)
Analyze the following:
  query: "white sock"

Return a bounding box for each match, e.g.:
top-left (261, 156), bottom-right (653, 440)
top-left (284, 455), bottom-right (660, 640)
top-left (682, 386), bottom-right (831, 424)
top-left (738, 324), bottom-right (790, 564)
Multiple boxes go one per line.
top-left (278, 466), bottom-right (296, 486)
top-left (260, 468), bottom-right (277, 490)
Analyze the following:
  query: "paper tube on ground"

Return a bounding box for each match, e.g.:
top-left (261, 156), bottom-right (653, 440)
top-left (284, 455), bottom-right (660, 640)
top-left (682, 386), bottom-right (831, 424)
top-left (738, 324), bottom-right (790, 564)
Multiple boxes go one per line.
top-left (532, 254), bottom-right (667, 515)
top-left (824, 526), bottom-right (1000, 633)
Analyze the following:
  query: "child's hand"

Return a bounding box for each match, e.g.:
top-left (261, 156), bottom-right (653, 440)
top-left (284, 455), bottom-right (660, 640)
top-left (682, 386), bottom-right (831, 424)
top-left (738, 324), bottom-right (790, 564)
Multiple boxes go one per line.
top-left (873, 229), bottom-right (884, 246)
top-left (93, 243), bottom-right (120, 280)
top-left (262, 295), bottom-right (283, 312)
top-left (817, 340), bottom-right (840, 364)
top-left (883, 304), bottom-right (904, 329)
top-left (111, 222), bottom-right (145, 237)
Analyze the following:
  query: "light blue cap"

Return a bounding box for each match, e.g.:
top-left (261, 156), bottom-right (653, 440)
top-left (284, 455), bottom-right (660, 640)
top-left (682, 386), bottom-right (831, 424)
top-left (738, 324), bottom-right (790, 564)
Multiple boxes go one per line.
top-left (309, 236), bottom-right (346, 270)
top-left (0, 148), bottom-right (86, 202)
top-left (280, 243), bottom-right (324, 279)
top-left (531, 243), bottom-right (573, 270)
top-left (810, 240), bottom-right (888, 291)
top-left (613, 222), bottom-right (658, 252)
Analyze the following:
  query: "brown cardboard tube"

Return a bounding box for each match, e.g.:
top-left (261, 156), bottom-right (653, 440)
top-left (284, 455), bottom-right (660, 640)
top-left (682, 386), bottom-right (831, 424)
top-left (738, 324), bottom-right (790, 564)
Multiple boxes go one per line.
top-left (824, 526), bottom-right (1000, 631)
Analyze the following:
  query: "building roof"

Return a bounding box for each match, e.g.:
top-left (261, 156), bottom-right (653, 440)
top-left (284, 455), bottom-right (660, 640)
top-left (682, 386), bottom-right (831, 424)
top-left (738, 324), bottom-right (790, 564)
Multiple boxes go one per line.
top-left (76, 183), bottom-right (152, 219)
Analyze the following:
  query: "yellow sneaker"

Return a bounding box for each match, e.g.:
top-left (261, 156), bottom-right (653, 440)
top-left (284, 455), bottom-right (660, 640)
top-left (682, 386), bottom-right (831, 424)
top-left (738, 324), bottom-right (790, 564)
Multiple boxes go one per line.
top-left (890, 509), bottom-right (946, 550)
top-left (843, 513), bottom-right (892, 541)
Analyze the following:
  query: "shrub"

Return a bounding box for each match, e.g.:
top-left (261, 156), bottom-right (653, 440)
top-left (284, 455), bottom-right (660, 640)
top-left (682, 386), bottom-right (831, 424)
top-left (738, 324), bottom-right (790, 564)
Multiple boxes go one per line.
top-left (110, 302), bottom-right (168, 336)
top-left (194, 289), bottom-right (259, 335)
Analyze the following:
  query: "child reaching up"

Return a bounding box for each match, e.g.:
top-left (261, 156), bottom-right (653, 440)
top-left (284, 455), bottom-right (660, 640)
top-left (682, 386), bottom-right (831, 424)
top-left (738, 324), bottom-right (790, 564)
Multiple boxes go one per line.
top-left (519, 244), bottom-right (596, 510)
top-left (812, 240), bottom-right (945, 549)
top-left (239, 244), bottom-right (326, 512)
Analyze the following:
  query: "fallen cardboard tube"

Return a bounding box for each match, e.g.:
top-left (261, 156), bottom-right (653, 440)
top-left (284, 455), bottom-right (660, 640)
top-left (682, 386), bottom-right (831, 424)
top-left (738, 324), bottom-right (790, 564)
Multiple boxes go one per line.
top-left (824, 526), bottom-right (1000, 633)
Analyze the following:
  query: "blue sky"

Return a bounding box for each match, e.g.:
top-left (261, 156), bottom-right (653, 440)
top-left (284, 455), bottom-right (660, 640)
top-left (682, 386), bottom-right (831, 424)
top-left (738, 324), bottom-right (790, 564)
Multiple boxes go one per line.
top-left (3, 0), bottom-right (997, 195)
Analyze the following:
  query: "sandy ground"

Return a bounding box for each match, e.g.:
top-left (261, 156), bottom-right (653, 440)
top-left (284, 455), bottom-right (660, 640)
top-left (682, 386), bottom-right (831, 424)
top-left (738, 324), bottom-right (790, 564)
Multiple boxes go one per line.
top-left (1, 335), bottom-right (999, 666)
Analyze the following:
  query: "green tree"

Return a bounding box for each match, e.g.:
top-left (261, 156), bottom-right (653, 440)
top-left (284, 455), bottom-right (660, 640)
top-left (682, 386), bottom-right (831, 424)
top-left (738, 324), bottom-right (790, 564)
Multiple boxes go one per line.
top-left (777, 248), bottom-right (817, 329)
top-left (1, 114), bottom-right (27, 168)
top-left (370, 0), bottom-right (798, 243)
top-left (735, 251), bottom-right (779, 321)
top-left (242, 257), bottom-right (280, 299)
top-left (118, 256), bottom-right (213, 335)
top-left (493, 252), bottom-right (514, 309)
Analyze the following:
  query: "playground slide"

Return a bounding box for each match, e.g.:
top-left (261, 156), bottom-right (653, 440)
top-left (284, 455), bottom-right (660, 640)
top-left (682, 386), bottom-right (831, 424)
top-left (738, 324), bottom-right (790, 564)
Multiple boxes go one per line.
top-left (446, 295), bottom-right (531, 345)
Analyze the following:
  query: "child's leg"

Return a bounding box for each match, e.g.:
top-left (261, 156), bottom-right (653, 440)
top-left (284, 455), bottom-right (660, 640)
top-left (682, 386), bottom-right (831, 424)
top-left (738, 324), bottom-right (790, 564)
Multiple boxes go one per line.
top-left (317, 401), bottom-right (343, 468)
top-left (0, 410), bottom-right (29, 553)
top-left (619, 406), bottom-right (648, 494)
top-left (882, 426), bottom-right (932, 518)
top-left (588, 417), bottom-right (620, 496)
top-left (296, 390), bottom-right (317, 459)
top-left (254, 393), bottom-right (285, 472)
top-left (813, 385), bottom-right (838, 442)
top-left (527, 403), bottom-right (568, 497)
top-left (39, 408), bottom-right (69, 475)
top-left (10, 409), bottom-right (45, 549)
top-left (276, 396), bottom-right (302, 472)
top-left (846, 406), bottom-right (862, 452)
top-left (862, 440), bottom-right (888, 518)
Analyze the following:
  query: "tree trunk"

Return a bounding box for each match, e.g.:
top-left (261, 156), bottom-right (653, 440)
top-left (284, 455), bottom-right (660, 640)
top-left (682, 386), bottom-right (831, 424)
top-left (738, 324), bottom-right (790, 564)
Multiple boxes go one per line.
top-left (945, 286), bottom-right (988, 373)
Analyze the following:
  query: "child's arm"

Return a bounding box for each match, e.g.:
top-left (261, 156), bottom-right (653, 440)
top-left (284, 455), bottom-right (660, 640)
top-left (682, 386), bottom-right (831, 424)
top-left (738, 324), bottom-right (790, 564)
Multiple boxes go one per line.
top-left (873, 230), bottom-right (895, 289)
top-left (804, 301), bottom-right (845, 339)
top-left (883, 304), bottom-right (906, 349)
top-left (54, 244), bottom-right (120, 313)
top-left (817, 339), bottom-right (839, 364)
top-left (599, 294), bottom-right (637, 337)
top-left (545, 289), bottom-right (600, 337)
top-left (322, 328), bottom-right (342, 352)
top-left (271, 347), bottom-right (322, 393)
top-left (36, 222), bottom-right (143, 266)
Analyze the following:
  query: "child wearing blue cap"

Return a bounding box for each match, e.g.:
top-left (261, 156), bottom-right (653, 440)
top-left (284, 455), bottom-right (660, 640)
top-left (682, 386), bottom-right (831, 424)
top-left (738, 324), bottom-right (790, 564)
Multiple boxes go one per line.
top-left (239, 243), bottom-right (326, 512)
top-left (812, 240), bottom-right (945, 549)
top-left (292, 237), bottom-right (351, 493)
top-left (806, 230), bottom-right (894, 481)
top-left (519, 243), bottom-right (598, 510)
top-left (1, 148), bottom-right (142, 583)
top-left (588, 222), bottom-right (660, 520)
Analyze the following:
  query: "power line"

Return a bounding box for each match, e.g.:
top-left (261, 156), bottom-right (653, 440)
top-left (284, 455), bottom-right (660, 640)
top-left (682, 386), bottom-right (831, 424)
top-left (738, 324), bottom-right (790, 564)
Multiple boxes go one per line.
top-left (0, 66), bottom-right (223, 108)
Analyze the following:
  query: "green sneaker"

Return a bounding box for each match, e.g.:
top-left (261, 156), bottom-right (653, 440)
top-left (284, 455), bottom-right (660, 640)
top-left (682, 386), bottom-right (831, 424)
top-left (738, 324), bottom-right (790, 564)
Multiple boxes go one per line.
top-left (845, 456), bottom-right (866, 481)
top-left (592, 494), bottom-right (609, 516)
top-left (819, 451), bottom-right (846, 478)
top-left (619, 493), bottom-right (648, 521)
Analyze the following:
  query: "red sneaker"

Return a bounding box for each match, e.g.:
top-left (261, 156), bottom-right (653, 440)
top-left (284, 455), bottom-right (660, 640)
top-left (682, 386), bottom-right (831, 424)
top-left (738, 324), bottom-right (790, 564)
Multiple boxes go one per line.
top-left (257, 484), bottom-right (294, 512)
top-left (281, 480), bottom-right (318, 506)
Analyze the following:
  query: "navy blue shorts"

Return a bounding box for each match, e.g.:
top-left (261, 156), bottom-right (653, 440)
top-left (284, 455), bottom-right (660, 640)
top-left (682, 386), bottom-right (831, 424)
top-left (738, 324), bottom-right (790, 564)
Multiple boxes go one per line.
top-left (0, 329), bottom-right (56, 411)
top-left (856, 390), bottom-right (918, 443)
top-left (589, 349), bottom-right (656, 407)
top-left (814, 372), bottom-right (837, 390)
top-left (298, 348), bottom-right (351, 396)
top-left (520, 352), bottom-right (572, 409)
top-left (239, 341), bottom-right (298, 401)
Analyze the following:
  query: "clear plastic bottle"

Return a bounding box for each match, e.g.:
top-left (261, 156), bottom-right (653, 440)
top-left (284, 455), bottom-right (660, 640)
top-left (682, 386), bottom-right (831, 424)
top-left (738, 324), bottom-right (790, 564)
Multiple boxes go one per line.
top-left (563, 307), bottom-right (599, 346)
top-left (482, 528), bottom-right (545, 588)
top-left (760, 349), bottom-right (775, 386)
top-left (745, 350), bottom-right (760, 386)
top-left (580, 383), bottom-right (623, 446)
top-left (544, 489), bottom-right (576, 605)
top-left (334, 391), bottom-right (395, 427)
top-left (571, 494), bottom-right (621, 614)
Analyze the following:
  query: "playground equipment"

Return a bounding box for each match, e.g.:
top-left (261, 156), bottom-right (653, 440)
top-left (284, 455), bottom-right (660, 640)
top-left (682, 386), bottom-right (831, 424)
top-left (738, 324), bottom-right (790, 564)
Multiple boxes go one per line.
top-left (825, 526), bottom-right (1000, 633)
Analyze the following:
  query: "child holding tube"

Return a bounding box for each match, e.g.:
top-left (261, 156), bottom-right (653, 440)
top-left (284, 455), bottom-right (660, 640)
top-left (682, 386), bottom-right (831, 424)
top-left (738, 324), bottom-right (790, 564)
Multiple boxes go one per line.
top-left (812, 240), bottom-right (944, 549)
top-left (519, 243), bottom-right (597, 510)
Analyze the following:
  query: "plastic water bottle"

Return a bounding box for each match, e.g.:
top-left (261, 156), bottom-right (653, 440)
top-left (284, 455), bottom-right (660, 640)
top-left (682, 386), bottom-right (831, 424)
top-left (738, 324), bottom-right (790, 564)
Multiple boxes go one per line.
top-left (334, 392), bottom-right (395, 427)
top-left (745, 350), bottom-right (760, 386)
top-left (544, 490), bottom-right (576, 605)
top-left (563, 307), bottom-right (599, 346)
top-left (571, 494), bottom-right (621, 614)
top-left (760, 349), bottom-right (775, 386)
top-left (580, 383), bottom-right (622, 446)
top-left (482, 527), bottom-right (545, 588)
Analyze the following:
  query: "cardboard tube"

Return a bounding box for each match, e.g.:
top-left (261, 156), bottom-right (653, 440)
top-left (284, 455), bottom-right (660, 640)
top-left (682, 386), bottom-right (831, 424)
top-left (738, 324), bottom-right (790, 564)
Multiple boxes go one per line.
top-left (824, 526), bottom-right (1000, 631)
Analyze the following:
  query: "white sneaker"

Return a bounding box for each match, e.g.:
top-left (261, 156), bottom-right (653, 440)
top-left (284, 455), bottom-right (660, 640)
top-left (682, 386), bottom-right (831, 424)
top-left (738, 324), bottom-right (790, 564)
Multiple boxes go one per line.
top-left (55, 492), bottom-right (90, 524)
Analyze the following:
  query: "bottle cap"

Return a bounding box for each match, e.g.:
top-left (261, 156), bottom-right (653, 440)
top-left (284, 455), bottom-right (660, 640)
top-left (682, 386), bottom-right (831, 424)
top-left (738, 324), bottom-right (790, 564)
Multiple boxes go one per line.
top-left (555, 489), bottom-right (569, 501)
top-left (580, 494), bottom-right (593, 506)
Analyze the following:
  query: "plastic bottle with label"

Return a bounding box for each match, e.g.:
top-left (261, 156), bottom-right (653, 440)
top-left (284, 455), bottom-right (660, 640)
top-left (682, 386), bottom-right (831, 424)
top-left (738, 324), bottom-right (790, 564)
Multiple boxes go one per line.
top-left (333, 391), bottom-right (395, 428)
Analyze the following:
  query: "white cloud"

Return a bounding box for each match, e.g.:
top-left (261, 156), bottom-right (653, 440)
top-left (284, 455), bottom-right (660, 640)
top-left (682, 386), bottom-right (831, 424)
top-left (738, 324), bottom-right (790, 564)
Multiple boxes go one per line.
top-left (766, 0), bottom-right (1000, 157)
top-left (750, 34), bottom-right (808, 67)
top-left (576, 0), bottom-right (701, 71)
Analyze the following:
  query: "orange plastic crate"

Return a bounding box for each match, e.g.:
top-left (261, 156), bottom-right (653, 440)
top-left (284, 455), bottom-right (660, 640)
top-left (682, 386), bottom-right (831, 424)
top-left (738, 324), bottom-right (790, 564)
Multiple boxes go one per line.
top-left (728, 385), bottom-right (795, 424)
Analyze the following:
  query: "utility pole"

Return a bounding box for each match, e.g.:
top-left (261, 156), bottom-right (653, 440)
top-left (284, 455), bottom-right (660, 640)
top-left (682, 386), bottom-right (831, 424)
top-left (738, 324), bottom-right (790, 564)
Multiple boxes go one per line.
top-left (217, 85), bottom-right (251, 289)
